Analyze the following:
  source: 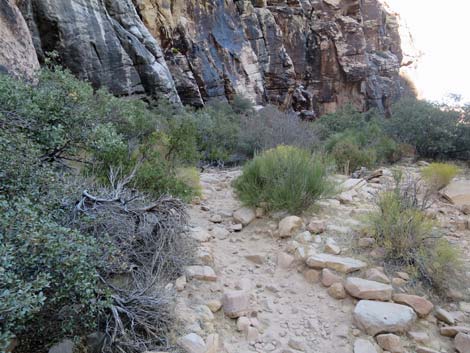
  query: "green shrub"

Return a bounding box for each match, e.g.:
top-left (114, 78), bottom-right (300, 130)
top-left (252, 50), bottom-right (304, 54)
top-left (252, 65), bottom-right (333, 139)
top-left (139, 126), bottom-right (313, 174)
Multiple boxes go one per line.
top-left (193, 101), bottom-right (240, 162)
top-left (238, 106), bottom-right (319, 157)
top-left (421, 163), bottom-right (460, 190)
top-left (385, 98), bottom-right (466, 158)
top-left (234, 146), bottom-right (334, 213)
top-left (366, 176), bottom-right (463, 292)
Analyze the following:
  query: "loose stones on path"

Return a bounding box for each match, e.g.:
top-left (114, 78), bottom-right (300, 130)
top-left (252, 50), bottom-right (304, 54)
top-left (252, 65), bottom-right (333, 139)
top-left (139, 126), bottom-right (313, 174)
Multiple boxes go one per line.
top-left (222, 290), bottom-right (251, 318)
top-left (233, 207), bottom-right (256, 226)
top-left (345, 277), bottom-right (393, 301)
top-left (353, 300), bottom-right (417, 335)
top-left (306, 253), bottom-right (367, 273)
top-left (435, 307), bottom-right (456, 325)
top-left (185, 266), bottom-right (217, 282)
top-left (376, 333), bottom-right (404, 353)
top-left (440, 326), bottom-right (470, 337)
top-left (353, 338), bottom-right (378, 353)
top-left (278, 216), bottom-right (304, 237)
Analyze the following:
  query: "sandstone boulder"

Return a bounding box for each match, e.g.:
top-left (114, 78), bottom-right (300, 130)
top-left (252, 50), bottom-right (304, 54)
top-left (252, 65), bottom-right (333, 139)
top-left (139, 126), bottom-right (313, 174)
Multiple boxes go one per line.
top-left (435, 307), bottom-right (456, 325)
top-left (278, 216), bottom-right (304, 237)
top-left (233, 207), bottom-right (256, 226)
top-left (328, 282), bottom-right (347, 299)
top-left (440, 326), bottom-right (470, 337)
top-left (345, 277), bottom-right (393, 301)
top-left (353, 300), bottom-right (417, 336)
top-left (441, 180), bottom-right (470, 208)
top-left (222, 290), bottom-right (250, 318)
top-left (185, 266), bottom-right (217, 282)
top-left (455, 333), bottom-right (470, 353)
top-left (321, 269), bottom-right (342, 287)
top-left (376, 333), bottom-right (404, 353)
top-left (392, 294), bottom-right (433, 317)
top-left (178, 333), bottom-right (206, 353)
top-left (306, 254), bottom-right (367, 273)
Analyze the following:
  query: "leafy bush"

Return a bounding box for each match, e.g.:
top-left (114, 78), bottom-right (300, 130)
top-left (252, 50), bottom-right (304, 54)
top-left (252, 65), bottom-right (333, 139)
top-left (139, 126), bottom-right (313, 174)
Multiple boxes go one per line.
top-left (366, 174), bottom-right (462, 292)
top-left (238, 106), bottom-right (319, 157)
top-left (234, 146), bottom-right (334, 213)
top-left (385, 98), bottom-right (468, 159)
top-left (193, 101), bottom-right (240, 162)
top-left (421, 163), bottom-right (460, 190)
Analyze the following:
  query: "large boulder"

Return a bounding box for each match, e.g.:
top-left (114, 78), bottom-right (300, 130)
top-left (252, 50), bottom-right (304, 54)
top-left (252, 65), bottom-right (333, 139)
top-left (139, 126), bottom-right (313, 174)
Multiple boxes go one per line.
top-left (306, 254), bottom-right (367, 273)
top-left (345, 277), bottom-right (393, 301)
top-left (353, 300), bottom-right (417, 336)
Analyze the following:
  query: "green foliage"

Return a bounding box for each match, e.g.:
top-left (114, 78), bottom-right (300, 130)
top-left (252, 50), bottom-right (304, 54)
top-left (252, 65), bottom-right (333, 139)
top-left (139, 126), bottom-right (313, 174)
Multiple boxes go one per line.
top-left (385, 98), bottom-right (468, 159)
top-left (193, 101), bottom-right (241, 162)
top-left (366, 175), bottom-right (463, 292)
top-left (234, 146), bottom-right (334, 213)
top-left (231, 95), bottom-right (255, 115)
top-left (421, 162), bottom-right (460, 190)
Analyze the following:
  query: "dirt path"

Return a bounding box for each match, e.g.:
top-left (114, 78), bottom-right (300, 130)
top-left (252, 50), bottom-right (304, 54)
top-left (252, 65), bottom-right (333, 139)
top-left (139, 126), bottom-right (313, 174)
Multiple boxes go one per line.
top-left (177, 168), bottom-right (356, 353)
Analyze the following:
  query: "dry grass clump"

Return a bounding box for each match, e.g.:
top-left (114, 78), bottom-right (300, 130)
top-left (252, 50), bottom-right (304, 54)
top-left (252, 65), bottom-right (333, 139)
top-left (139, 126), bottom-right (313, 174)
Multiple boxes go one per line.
top-left (421, 162), bottom-right (460, 190)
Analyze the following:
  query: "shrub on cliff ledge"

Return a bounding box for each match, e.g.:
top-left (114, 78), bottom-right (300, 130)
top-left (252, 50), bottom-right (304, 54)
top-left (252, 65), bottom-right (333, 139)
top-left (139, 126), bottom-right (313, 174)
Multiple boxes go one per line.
top-left (234, 146), bottom-right (334, 213)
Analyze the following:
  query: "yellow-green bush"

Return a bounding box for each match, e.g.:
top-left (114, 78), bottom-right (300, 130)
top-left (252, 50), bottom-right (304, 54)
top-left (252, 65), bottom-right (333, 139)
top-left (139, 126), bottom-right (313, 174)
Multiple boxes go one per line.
top-left (421, 162), bottom-right (459, 190)
top-left (366, 181), bottom-right (462, 292)
top-left (234, 146), bottom-right (334, 213)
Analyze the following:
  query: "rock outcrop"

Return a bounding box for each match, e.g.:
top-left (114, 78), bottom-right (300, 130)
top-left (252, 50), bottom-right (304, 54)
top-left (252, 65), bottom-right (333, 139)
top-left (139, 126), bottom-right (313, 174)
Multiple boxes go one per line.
top-left (3, 0), bottom-right (411, 115)
top-left (0, 0), bottom-right (39, 79)
top-left (18, 0), bottom-right (180, 103)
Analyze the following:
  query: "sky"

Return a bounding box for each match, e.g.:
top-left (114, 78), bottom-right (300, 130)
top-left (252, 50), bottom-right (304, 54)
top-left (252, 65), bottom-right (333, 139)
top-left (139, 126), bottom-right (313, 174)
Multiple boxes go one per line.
top-left (385, 0), bottom-right (470, 103)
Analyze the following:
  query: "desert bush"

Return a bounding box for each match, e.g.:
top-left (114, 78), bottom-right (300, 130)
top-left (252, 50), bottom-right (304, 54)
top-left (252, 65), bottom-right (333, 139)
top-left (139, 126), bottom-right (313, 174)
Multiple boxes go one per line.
top-left (421, 162), bottom-right (459, 190)
top-left (366, 173), bottom-right (462, 292)
top-left (231, 95), bottom-right (255, 115)
top-left (234, 146), bottom-right (334, 213)
top-left (385, 98), bottom-right (466, 159)
top-left (238, 105), bottom-right (319, 157)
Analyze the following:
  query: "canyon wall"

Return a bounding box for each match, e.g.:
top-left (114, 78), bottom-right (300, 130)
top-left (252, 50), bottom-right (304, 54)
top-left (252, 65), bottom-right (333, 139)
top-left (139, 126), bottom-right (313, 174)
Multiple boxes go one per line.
top-left (6, 0), bottom-right (410, 116)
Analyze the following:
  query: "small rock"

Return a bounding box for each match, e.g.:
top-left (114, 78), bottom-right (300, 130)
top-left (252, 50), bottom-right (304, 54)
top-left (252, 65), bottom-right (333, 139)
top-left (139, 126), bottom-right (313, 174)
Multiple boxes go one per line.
top-left (353, 300), bottom-right (417, 336)
top-left (288, 338), bottom-right (305, 351)
top-left (278, 216), bottom-right (304, 238)
top-left (365, 268), bottom-right (390, 284)
top-left (222, 290), bottom-right (250, 318)
top-left (195, 305), bottom-right (214, 322)
top-left (395, 272), bottom-right (410, 281)
top-left (392, 294), bottom-right (433, 318)
top-left (459, 302), bottom-right (470, 313)
top-left (295, 231), bottom-right (313, 244)
top-left (206, 300), bottom-right (222, 313)
top-left (353, 338), bottom-right (378, 353)
top-left (245, 254), bottom-right (264, 265)
top-left (321, 269), bottom-right (342, 287)
top-left (303, 269), bottom-right (321, 283)
top-left (189, 227), bottom-right (212, 242)
top-left (255, 207), bottom-right (264, 218)
top-left (209, 214), bottom-right (223, 223)
top-left (455, 333), bottom-right (470, 353)
top-left (435, 307), bottom-right (456, 325)
top-left (233, 207), bottom-right (256, 226)
top-left (345, 277), bottom-right (393, 301)
top-left (175, 276), bottom-right (187, 291)
top-left (392, 277), bottom-right (407, 287)
top-left (305, 253), bottom-right (367, 273)
top-left (328, 282), bottom-right (347, 299)
top-left (231, 223), bottom-right (243, 232)
top-left (211, 226), bottom-right (230, 240)
top-left (278, 252), bottom-right (295, 269)
top-left (246, 327), bottom-right (259, 342)
top-left (408, 331), bottom-right (430, 345)
top-left (185, 266), bottom-right (217, 282)
top-left (307, 220), bottom-right (326, 234)
top-left (237, 316), bottom-right (251, 332)
top-left (205, 334), bottom-right (219, 353)
top-left (48, 340), bottom-right (74, 353)
top-left (178, 333), bottom-right (206, 353)
top-left (440, 326), bottom-right (470, 337)
top-left (358, 237), bottom-right (376, 248)
top-left (376, 333), bottom-right (404, 353)
top-left (324, 238), bottom-right (341, 255)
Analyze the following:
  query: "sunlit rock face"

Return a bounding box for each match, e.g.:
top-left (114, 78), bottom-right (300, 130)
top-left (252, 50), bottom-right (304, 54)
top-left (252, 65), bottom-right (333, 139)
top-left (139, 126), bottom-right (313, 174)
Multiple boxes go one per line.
top-left (12, 0), bottom-right (409, 115)
top-left (0, 0), bottom-right (39, 80)
top-left (136, 0), bottom-right (409, 115)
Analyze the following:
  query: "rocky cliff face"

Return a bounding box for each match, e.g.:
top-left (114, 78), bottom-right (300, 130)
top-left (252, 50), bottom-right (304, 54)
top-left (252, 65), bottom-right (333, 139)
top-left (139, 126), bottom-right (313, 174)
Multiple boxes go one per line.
top-left (0, 0), bottom-right (39, 80)
top-left (11, 0), bottom-right (409, 116)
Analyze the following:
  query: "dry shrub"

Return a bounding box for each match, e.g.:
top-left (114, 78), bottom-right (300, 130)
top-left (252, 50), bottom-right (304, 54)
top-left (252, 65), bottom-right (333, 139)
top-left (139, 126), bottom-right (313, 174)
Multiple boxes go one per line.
top-left (68, 168), bottom-right (195, 352)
